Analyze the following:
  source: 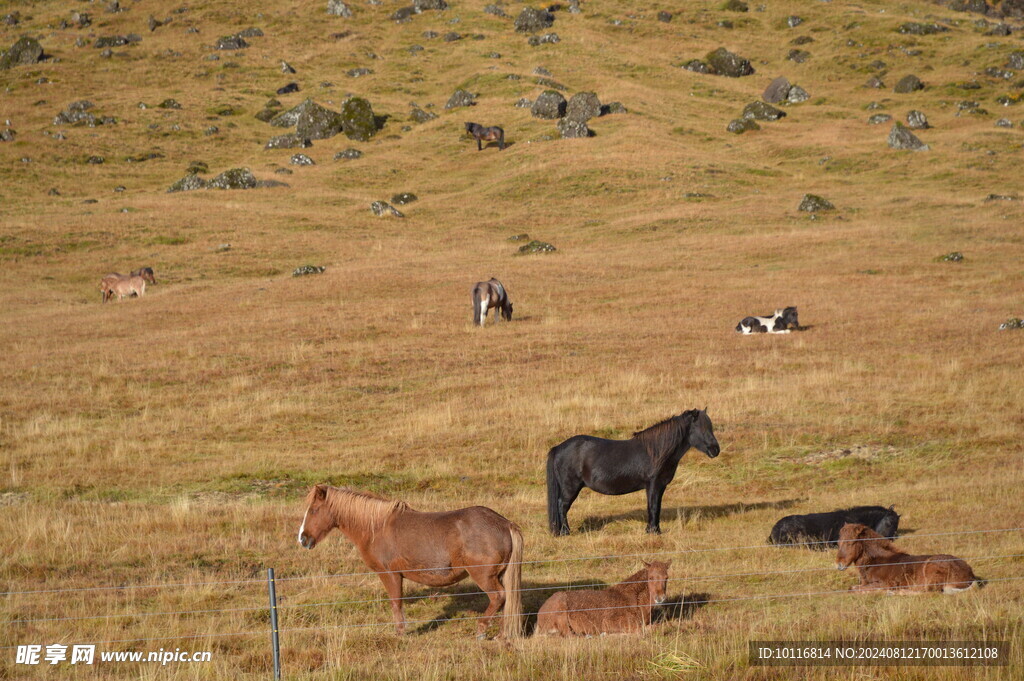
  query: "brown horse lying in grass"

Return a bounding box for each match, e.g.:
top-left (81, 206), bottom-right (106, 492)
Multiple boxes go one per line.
top-left (298, 485), bottom-right (523, 638)
top-left (535, 561), bottom-right (670, 636)
top-left (836, 524), bottom-right (982, 594)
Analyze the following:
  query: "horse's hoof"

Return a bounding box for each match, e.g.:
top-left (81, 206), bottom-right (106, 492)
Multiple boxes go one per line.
top-left (646, 527), bottom-right (662, 535)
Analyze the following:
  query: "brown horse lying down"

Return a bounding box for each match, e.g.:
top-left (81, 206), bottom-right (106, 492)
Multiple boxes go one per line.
top-left (836, 523), bottom-right (982, 594)
top-left (535, 561), bottom-right (670, 636)
top-left (298, 485), bottom-right (523, 638)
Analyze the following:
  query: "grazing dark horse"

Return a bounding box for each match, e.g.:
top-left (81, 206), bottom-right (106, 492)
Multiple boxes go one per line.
top-left (769, 505), bottom-right (899, 549)
top-left (465, 122), bottom-right (505, 151)
top-left (471, 278), bottom-right (513, 327)
top-left (297, 485), bottom-right (523, 638)
top-left (535, 561), bottom-right (671, 636)
top-left (736, 306), bottom-right (799, 334)
top-left (131, 267), bottom-right (157, 285)
top-left (546, 409), bottom-right (720, 535)
top-left (836, 524), bottom-right (982, 594)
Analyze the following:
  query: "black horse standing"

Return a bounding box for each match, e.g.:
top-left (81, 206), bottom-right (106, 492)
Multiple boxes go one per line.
top-left (546, 410), bottom-right (721, 535)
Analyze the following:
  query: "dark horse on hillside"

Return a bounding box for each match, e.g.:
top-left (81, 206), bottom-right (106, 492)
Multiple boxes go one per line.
top-left (298, 485), bottom-right (523, 638)
top-left (546, 410), bottom-right (720, 535)
top-left (465, 122), bottom-right (506, 151)
top-left (472, 278), bottom-right (513, 327)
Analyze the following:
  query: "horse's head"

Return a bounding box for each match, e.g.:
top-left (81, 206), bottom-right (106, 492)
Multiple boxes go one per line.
top-left (298, 484), bottom-right (336, 550)
top-left (836, 523), bottom-right (870, 570)
top-left (687, 409), bottom-right (720, 458)
top-left (464, 122), bottom-right (476, 134)
top-left (781, 306), bottom-right (799, 329)
top-left (643, 560), bottom-right (671, 605)
top-left (875, 505), bottom-right (900, 540)
top-left (502, 301), bottom-right (513, 322)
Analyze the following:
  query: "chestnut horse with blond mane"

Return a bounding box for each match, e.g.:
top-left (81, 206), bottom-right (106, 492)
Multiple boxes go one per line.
top-left (836, 523), bottom-right (982, 594)
top-left (535, 561), bottom-right (671, 636)
top-left (297, 485), bottom-right (523, 638)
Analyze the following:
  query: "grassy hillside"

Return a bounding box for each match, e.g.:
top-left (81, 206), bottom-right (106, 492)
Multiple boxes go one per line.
top-left (1, 0), bottom-right (1023, 678)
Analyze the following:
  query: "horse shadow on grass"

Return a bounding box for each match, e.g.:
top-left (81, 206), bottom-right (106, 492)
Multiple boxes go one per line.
top-left (406, 581), bottom-right (712, 636)
top-left (577, 498), bottom-right (803, 534)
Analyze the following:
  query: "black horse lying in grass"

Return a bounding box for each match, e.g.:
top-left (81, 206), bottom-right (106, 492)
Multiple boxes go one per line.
top-left (546, 410), bottom-right (720, 535)
top-left (465, 122), bottom-right (505, 151)
top-left (768, 505), bottom-right (899, 549)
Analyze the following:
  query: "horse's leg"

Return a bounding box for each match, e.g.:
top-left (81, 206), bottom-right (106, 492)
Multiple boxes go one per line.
top-left (646, 482), bottom-right (666, 534)
top-left (377, 572), bottom-right (406, 635)
top-left (467, 569), bottom-right (505, 639)
top-left (558, 479), bottom-right (584, 536)
top-left (477, 137), bottom-right (482, 151)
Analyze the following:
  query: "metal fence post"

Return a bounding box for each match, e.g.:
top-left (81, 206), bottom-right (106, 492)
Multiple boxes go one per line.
top-left (267, 568), bottom-right (281, 681)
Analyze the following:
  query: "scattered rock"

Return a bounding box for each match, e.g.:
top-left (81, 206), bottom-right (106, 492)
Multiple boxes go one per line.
top-left (514, 7), bottom-right (555, 33)
top-left (445, 89), bottom-right (476, 109)
top-left (515, 98), bottom-right (532, 108)
top-left (293, 265), bottom-right (326, 276)
top-left (290, 153), bottom-right (315, 165)
top-left (237, 27), bottom-right (264, 38)
top-left (0, 128), bottom-right (15, 142)
top-left (414, 0), bottom-right (448, 10)
top-left (894, 75), bottom-right (924, 93)
top-left (557, 118), bottom-right (591, 138)
top-left (865, 76), bottom-right (885, 89)
top-left (347, 67), bottom-right (373, 77)
top-left (906, 110), bottom-right (930, 129)
top-left (984, 193), bottom-right (1018, 201)
top-left (158, 98), bottom-right (182, 109)
top-left (281, 60), bottom-right (296, 74)
top-left (787, 49), bottom-right (810, 63)
top-left (727, 118), bottom-right (760, 133)
top-left (340, 97), bottom-right (377, 141)
top-left (787, 85), bottom-right (809, 103)
top-left (565, 92), bottom-right (601, 122)
top-left (743, 101), bottom-right (785, 121)
top-left (682, 59), bottom-right (713, 74)
top-left (94, 35), bottom-right (139, 48)
top-left (998, 317), bottom-right (1024, 330)
top-left (897, 22), bottom-right (949, 35)
top-left (704, 47), bottom-right (755, 77)
top-left (370, 200), bottom-right (404, 217)
top-left (534, 66), bottom-right (552, 77)
top-left (763, 76), bottom-right (791, 103)
top-left (995, 118), bottom-right (1014, 128)
top-left (484, 4), bottom-right (508, 18)
top-left (1007, 52), bottom-right (1024, 70)
top-left (1, 37), bottom-right (44, 69)
top-left (335, 148), bottom-right (362, 160)
top-left (208, 168), bottom-right (259, 189)
top-left (216, 35), bottom-right (249, 50)
top-left (798, 194), bottom-right (835, 212)
top-left (868, 113), bottom-right (893, 124)
top-left (787, 15), bottom-right (803, 27)
top-left (888, 122), bottom-right (929, 151)
top-left (167, 173), bottom-right (208, 192)
top-left (508, 233), bottom-right (529, 241)
top-left (658, 11), bottom-right (673, 22)
top-left (53, 100), bottom-right (112, 127)
top-left (532, 90), bottom-right (567, 119)
top-left (391, 6), bottom-right (415, 23)
top-left (86, 155), bottom-right (105, 164)
top-left (936, 252), bottom-right (964, 262)
top-left (409, 107), bottom-right (437, 123)
top-left (720, 0), bottom-right (748, 11)
top-left (528, 33), bottom-right (560, 46)
top-left (327, 0), bottom-right (352, 17)
top-left (255, 108), bottom-right (281, 123)
top-left (518, 240), bottom-right (556, 254)
top-left (216, 243), bottom-right (232, 252)
top-left (391, 192), bottom-right (418, 205)
top-left (277, 82), bottom-right (300, 95)
top-left (601, 102), bottom-right (627, 115)
top-left (443, 32), bottom-right (461, 42)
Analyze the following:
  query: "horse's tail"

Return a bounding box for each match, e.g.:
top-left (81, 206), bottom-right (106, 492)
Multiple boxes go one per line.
top-left (546, 446), bottom-right (562, 535)
top-left (472, 285), bottom-right (483, 326)
top-left (501, 523), bottom-right (524, 639)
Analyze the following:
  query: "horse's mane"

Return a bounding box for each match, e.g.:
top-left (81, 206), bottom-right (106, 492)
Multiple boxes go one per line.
top-left (841, 524), bottom-right (901, 559)
top-left (615, 566), bottom-right (652, 596)
top-left (632, 411), bottom-right (696, 468)
top-left (311, 486), bottom-right (408, 535)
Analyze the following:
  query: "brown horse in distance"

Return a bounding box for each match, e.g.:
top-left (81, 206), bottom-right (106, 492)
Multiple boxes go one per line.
top-left (298, 485), bottom-right (523, 638)
top-left (100, 268), bottom-right (155, 302)
top-left (836, 524), bottom-right (982, 594)
top-left (471, 278), bottom-right (512, 327)
top-left (102, 275), bottom-right (146, 302)
top-left (535, 561), bottom-right (670, 636)
top-left (465, 122), bottom-right (505, 151)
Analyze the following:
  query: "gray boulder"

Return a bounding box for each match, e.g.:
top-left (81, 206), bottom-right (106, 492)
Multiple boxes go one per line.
top-left (335, 148), bottom-right (362, 160)
top-left (340, 97), bottom-right (377, 141)
top-left (484, 4), bottom-right (508, 17)
top-left (865, 76), bottom-right (885, 89)
top-left (515, 7), bottom-right (555, 33)
top-left (557, 118), bottom-right (591, 138)
top-left (327, 0), bottom-right (352, 17)
top-left (763, 76), bottom-right (791, 104)
top-left (888, 122), bottom-right (929, 151)
top-left (528, 33), bottom-right (559, 46)
top-left (742, 101), bottom-right (785, 121)
top-left (0, 128), bottom-right (15, 142)
top-left (167, 173), bottom-right (208, 192)
top-left (727, 118), bottom-right (760, 133)
top-left (787, 85), bottom-right (809, 103)
top-left (445, 89), bottom-right (476, 109)
top-left (371, 200), bottom-right (404, 217)
top-left (601, 102), bottom-right (627, 115)
top-left (265, 134), bottom-right (312, 149)
top-left (906, 110), bottom-right (930, 129)
top-left (293, 100), bottom-right (345, 139)
top-left (216, 35), bottom-right (248, 50)
top-left (1008, 52), bottom-right (1024, 70)
top-left (867, 113), bottom-right (893, 125)
top-left (391, 192), bottom-right (418, 205)
top-left (414, 0), bottom-right (448, 9)
top-left (897, 22), bottom-right (948, 35)
top-left (290, 153), bottom-right (315, 165)
top-left (532, 90), bottom-right (567, 119)
top-left (518, 240), bottom-right (556, 254)
top-left (565, 92), bottom-right (601, 122)
top-left (894, 75), bottom-right (924, 93)
top-left (798, 194), bottom-right (834, 212)
top-left (391, 6), bottom-right (415, 22)
top-left (208, 168), bottom-right (259, 189)
top-left (409, 107), bottom-right (437, 123)
top-left (0, 37), bottom-right (43, 69)
top-left (705, 47), bottom-right (754, 77)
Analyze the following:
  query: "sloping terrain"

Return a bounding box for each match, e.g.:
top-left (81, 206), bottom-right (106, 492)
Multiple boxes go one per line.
top-left (1, 0), bottom-right (1023, 679)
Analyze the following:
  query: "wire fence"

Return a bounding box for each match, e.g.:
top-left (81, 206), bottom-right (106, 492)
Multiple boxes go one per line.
top-left (3, 525), bottom-right (1021, 651)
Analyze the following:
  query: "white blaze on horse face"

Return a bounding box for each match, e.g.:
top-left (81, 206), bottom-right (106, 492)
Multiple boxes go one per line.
top-left (298, 509), bottom-right (309, 545)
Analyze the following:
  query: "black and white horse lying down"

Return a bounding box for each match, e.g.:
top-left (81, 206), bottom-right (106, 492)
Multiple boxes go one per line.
top-left (736, 306), bottom-right (799, 334)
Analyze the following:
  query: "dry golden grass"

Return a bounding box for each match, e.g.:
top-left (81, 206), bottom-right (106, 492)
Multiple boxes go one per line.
top-left (2, 0), bottom-right (1023, 678)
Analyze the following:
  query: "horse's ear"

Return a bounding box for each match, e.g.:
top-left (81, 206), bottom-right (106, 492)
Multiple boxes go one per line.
top-left (664, 559), bottom-right (672, 568)
top-left (314, 484), bottom-right (327, 500)
top-left (888, 505), bottom-right (895, 511)
top-left (642, 560), bottom-right (651, 568)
